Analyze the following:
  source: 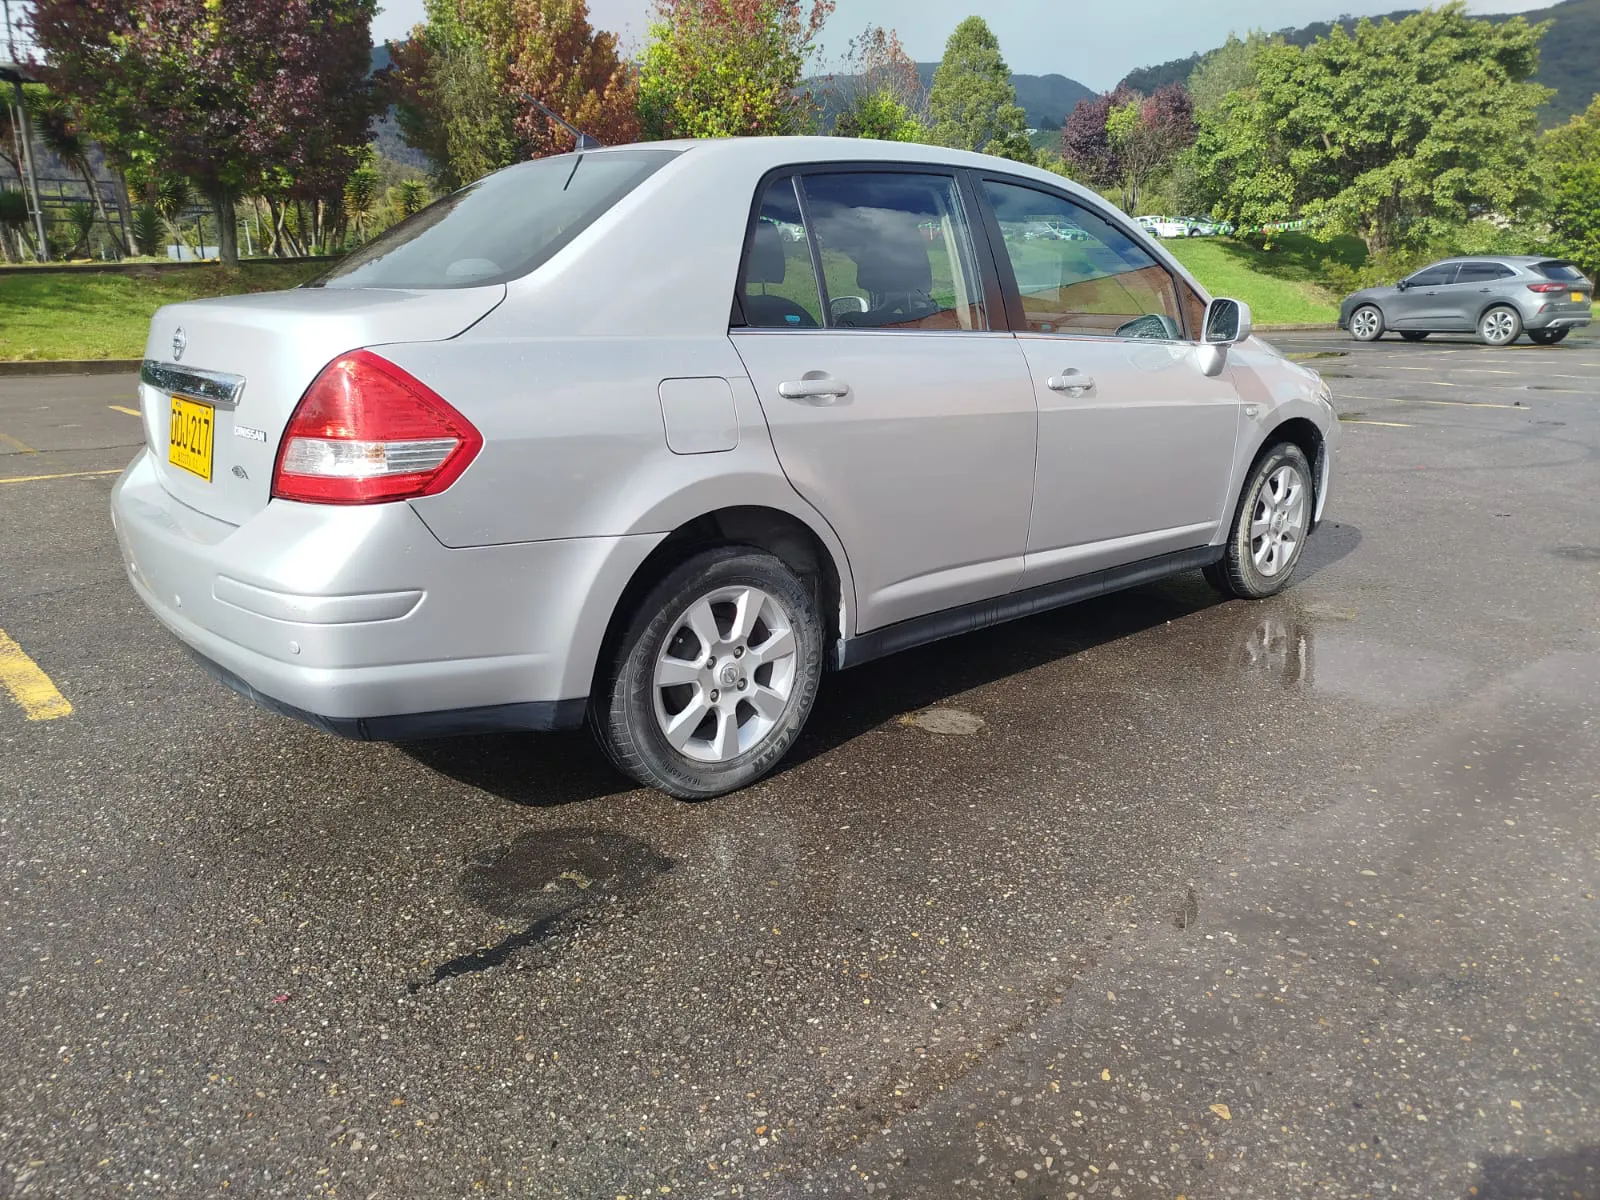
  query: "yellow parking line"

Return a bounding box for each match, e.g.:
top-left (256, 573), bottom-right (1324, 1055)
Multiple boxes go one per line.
top-left (109, 405), bottom-right (141, 418)
top-left (0, 628), bottom-right (73, 721)
top-left (0, 468), bottom-right (123, 486)
top-left (0, 430), bottom-right (36, 454)
top-left (1342, 419), bottom-right (1413, 428)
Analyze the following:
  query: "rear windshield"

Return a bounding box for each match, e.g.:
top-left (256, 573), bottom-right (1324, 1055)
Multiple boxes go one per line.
top-left (311, 149), bottom-right (677, 290)
top-left (1534, 261), bottom-right (1586, 282)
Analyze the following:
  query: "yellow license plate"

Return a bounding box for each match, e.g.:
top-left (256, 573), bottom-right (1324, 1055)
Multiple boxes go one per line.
top-left (1574, 292), bottom-right (1588, 303)
top-left (168, 394), bottom-right (215, 482)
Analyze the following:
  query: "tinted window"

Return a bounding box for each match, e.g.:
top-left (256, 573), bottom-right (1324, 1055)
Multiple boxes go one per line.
top-left (799, 173), bottom-right (986, 331)
top-left (739, 177), bottom-right (824, 329)
top-left (313, 150), bottom-right (675, 290)
top-left (1457, 262), bottom-right (1514, 283)
top-left (1535, 261), bottom-right (1587, 282)
top-left (983, 180), bottom-right (1183, 340)
top-left (1407, 264), bottom-right (1460, 287)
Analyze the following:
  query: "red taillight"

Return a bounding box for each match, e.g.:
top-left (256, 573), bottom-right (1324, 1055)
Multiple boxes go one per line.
top-left (271, 350), bottom-right (482, 505)
top-left (1527, 282), bottom-right (1568, 293)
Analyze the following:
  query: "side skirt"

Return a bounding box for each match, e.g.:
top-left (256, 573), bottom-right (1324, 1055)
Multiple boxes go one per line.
top-left (835, 544), bottom-right (1224, 670)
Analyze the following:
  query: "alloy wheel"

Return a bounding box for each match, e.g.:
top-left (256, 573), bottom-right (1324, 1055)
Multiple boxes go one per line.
top-left (1351, 307), bottom-right (1382, 341)
top-left (651, 585), bottom-right (799, 764)
top-left (1249, 464), bottom-right (1308, 579)
top-left (1480, 309), bottom-right (1519, 345)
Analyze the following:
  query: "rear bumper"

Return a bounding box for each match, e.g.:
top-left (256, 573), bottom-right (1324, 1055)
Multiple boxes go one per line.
top-left (110, 450), bottom-right (659, 737)
top-left (1524, 310), bottom-right (1592, 331)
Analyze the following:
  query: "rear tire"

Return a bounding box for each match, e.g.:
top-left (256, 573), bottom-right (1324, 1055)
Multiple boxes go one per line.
top-left (590, 547), bottom-right (823, 800)
top-left (1349, 305), bottom-right (1384, 342)
top-left (1204, 442), bottom-right (1314, 601)
top-left (1528, 328), bottom-right (1569, 346)
top-left (1478, 305), bottom-right (1522, 347)
top-left (1399, 331), bottom-right (1429, 342)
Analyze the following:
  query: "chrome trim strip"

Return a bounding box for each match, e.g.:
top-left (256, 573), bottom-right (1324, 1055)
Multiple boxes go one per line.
top-left (140, 360), bottom-right (246, 407)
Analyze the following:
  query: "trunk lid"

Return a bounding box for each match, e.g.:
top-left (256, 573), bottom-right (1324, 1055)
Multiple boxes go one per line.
top-left (139, 285), bottom-right (504, 526)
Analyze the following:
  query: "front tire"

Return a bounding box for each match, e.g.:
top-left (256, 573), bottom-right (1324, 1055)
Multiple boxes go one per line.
top-left (1204, 442), bottom-right (1314, 600)
top-left (1478, 305), bottom-right (1522, 347)
top-left (1349, 305), bottom-right (1384, 342)
top-left (591, 547), bottom-right (824, 800)
top-left (1528, 328), bottom-right (1569, 346)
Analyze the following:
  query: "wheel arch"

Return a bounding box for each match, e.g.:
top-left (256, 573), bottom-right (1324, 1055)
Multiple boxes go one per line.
top-left (1258, 416), bottom-right (1328, 528)
top-left (589, 505), bottom-right (853, 701)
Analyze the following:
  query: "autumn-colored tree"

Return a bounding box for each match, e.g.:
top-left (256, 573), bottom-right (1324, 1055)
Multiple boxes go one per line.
top-left (393, 0), bottom-right (639, 187)
top-left (638, 0), bottom-right (834, 139)
top-left (28, 0), bottom-right (381, 265)
top-left (1062, 83), bottom-right (1195, 213)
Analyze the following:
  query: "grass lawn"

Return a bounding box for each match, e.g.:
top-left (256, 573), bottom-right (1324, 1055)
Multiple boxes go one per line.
top-left (0, 262), bottom-right (328, 361)
top-left (1160, 232), bottom-right (1361, 326)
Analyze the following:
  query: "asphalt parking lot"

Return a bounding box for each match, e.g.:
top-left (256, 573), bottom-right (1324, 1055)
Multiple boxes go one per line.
top-left (3, 328), bottom-right (1599, 1199)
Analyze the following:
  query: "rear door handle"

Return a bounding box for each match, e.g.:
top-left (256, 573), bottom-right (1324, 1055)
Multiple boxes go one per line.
top-left (1047, 369), bottom-right (1095, 394)
top-left (778, 377), bottom-right (850, 402)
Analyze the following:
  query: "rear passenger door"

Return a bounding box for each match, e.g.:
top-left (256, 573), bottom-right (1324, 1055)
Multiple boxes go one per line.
top-left (730, 169), bottom-right (1037, 634)
top-left (1450, 261), bottom-right (1517, 328)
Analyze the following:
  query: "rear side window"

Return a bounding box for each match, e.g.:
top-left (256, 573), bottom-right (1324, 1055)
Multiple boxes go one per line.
top-left (740, 177), bottom-right (824, 329)
top-left (983, 179), bottom-right (1183, 340)
top-left (1535, 261), bottom-right (1587, 281)
top-left (800, 172), bottom-right (987, 331)
top-left (312, 150), bottom-right (676, 290)
top-left (1457, 262), bottom-right (1514, 283)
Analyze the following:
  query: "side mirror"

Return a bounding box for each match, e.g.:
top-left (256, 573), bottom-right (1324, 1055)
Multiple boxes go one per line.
top-left (1396, 279), bottom-right (1410, 291)
top-left (1197, 297), bottom-right (1253, 377)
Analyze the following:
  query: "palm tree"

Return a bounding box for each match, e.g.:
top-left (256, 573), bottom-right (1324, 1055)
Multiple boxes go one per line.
top-left (0, 189), bottom-right (31, 263)
top-left (64, 200), bottom-right (97, 258)
top-left (27, 91), bottom-right (128, 257)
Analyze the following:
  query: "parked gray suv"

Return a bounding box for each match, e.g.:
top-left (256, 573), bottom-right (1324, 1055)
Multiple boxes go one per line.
top-left (1340, 256), bottom-right (1592, 346)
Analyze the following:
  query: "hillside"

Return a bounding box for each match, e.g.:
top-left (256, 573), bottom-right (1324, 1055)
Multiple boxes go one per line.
top-left (806, 65), bottom-right (1094, 131)
top-left (1120, 0), bottom-right (1600, 126)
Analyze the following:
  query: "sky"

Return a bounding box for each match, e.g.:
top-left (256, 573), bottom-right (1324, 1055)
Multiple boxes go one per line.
top-left (370, 0), bottom-right (1558, 91)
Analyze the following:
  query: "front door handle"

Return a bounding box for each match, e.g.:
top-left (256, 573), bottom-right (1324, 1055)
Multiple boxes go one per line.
top-left (778, 376), bottom-right (850, 402)
top-left (1047, 369), bottom-right (1095, 394)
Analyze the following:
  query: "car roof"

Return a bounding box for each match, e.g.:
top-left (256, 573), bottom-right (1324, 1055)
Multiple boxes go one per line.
top-left (1433, 255), bottom-right (1556, 267)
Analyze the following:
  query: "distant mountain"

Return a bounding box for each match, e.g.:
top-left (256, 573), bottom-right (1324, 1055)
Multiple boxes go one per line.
top-left (1118, 0), bottom-right (1600, 126)
top-left (804, 64), bottom-right (1095, 132)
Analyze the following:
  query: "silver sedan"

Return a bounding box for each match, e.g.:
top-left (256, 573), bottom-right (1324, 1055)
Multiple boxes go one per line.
top-left (111, 137), bottom-right (1339, 798)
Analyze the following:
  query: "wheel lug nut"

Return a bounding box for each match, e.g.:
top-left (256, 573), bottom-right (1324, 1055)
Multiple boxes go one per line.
top-left (734, 646), bottom-right (744, 658)
top-left (738, 679), bottom-right (747, 691)
top-left (706, 656), bottom-right (716, 667)
top-left (710, 689), bottom-right (719, 702)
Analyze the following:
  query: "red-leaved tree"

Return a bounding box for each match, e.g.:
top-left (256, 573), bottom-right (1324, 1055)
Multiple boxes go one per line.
top-left (1064, 82), bottom-right (1195, 213)
top-left (28, 0), bottom-right (381, 265)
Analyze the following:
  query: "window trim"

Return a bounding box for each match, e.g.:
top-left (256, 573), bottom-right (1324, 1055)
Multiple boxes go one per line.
top-left (1455, 262), bottom-right (1515, 284)
top-left (731, 160), bottom-right (1009, 335)
top-left (1405, 263), bottom-right (1462, 288)
top-left (970, 171), bottom-right (1200, 343)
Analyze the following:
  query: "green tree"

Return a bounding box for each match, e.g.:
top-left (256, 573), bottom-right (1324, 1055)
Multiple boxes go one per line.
top-left (29, 0), bottom-right (381, 266)
top-left (1533, 95), bottom-right (1600, 279)
top-left (343, 153), bottom-right (382, 243)
top-left (638, 0), bottom-right (834, 138)
top-left (831, 25), bottom-right (923, 142)
top-left (130, 204), bottom-right (165, 259)
top-left (1196, 3), bottom-right (1551, 255)
top-left (1186, 33), bottom-right (1272, 115)
top-left (926, 17), bottom-right (1031, 161)
top-left (399, 179), bottom-right (431, 217)
top-left (0, 189), bottom-right (31, 263)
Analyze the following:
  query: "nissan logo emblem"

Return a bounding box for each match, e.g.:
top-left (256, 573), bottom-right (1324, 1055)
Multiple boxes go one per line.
top-left (172, 327), bottom-right (187, 362)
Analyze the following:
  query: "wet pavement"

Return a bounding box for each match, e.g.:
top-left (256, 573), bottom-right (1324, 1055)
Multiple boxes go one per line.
top-left (2, 329), bottom-right (1599, 1198)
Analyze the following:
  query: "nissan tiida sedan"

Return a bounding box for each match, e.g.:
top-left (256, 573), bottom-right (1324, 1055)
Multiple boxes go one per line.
top-left (112, 138), bottom-right (1338, 799)
top-left (1340, 256), bottom-right (1593, 346)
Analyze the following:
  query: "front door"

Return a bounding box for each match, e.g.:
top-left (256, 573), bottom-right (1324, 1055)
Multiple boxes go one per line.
top-left (730, 170), bottom-right (1037, 634)
top-left (978, 178), bottom-right (1242, 587)
top-left (1391, 262), bottom-right (1462, 329)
